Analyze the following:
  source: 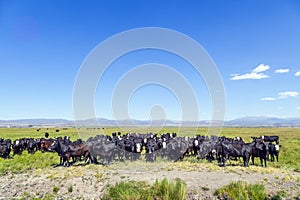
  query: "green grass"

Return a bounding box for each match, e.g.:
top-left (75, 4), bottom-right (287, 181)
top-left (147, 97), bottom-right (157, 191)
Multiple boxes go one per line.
top-left (214, 181), bottom-right (267, 200)
top-left (0, 151), bottom-right (57, 175)
top-left (102, 178), bottom-right (187, 200)
top-left (0, 127), bottom-right (300, 173)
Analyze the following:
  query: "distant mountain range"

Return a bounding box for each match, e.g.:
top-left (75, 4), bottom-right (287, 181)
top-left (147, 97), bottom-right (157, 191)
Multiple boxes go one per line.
top-left (0, 116), bottom-right (300, 128)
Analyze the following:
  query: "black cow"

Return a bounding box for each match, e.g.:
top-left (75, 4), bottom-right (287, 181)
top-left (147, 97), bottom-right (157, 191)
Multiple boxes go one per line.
top-left (0, 139), bottom-right (11, 158)
top-left (268, 143), bottom-right (280, 162)
top-left (261, 135), bottom-right (279, 144)
top-left (220, 141), bottom-right (252, 167)
top-left (166, 137), bottom-right (189, 161)
top-left (145, 138), bottom-right (157, 162)
top-left (12, 139), bottom-right (23, 155)
top-left (198, 140), bottom-right (217, 161)
top-left (49, 138), bottom-right (92, 166)
top-left (251, 141), bottom-right (268, 167)
top-left (252, 135), bottom-right (279, 144)
top-left (88, 141), bottom-right (118, 165)
top-left (26, 138), bottom-right (37, 154)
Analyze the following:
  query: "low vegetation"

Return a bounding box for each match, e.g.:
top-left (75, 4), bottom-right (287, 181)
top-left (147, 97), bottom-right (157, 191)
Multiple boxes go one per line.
top-left (102, 178), bottom-right (187, 200)
top-left (214, 181), bottom-right (295, 200)
top-left (214, 181), bottom-right (266, 200)
top-left (0, 151), bottom-right (57, 175)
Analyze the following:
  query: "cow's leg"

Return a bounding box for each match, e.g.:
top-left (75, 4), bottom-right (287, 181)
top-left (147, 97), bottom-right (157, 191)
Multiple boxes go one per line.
top-left (222, 156), bottom-right (226, 167)
top-left (251, 156), bottom-right (255, 165)
top-left (264, 158), bottom-right (267, 167)
top-left (275, 151), bottom-right (279, 162)
top-left (243, 155), bottom-right (249, 167)
top-left (66, 156), bottom-right (70, 167)
top-left (60, 155), bottom-right (63, 166)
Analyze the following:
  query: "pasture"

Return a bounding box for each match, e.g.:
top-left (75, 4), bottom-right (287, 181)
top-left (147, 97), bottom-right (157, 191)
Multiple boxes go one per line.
top-left (1, 127), bottom-right (300, 172)
top-left (0, 127), bottom-right (300, 199)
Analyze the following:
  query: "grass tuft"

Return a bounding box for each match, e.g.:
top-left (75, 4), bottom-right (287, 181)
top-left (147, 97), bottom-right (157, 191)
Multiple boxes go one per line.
top-left (214, 181), bottom-right (266, 200)
top-left (103, 178), bottom-right (187, 200)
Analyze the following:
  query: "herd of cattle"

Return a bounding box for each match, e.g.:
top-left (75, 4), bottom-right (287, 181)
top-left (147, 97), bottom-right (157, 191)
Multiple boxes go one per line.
top-left (0, 132), bottom-right (280, 167)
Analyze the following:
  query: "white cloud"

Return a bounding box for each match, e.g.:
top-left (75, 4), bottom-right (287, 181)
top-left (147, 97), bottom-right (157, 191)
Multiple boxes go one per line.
top-left (278, 91), bottom-right (298, 99)
top-left (297, 106), bottom-right (300, 110)
top-left (231, 72), bottom-right (269, 80)
top-left (275, 68), bottom-right (289, 73)
top-left (261, 91), bottom-right (298, 101)
top-left (230, 64), bottom-right (270, 80)
top-left (261, 97), bottom-right (276, 101)
top-left (252, 64), bottom-right (270, 73)
top-left (295, 71), bottom-right (300, 76)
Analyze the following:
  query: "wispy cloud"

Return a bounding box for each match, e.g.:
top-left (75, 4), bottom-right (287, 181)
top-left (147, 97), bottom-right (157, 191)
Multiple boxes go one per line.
top-left (297, 106), bottom-right (300, 110)
top-left (295, 71), bottom-right (300, 76)
top-left (278, 91), bottom-right (298, 99)
top-left (275, 68), bottom-right (289, 73)
top-left (230, 64), bottom-right (270, 80)
top-left (261, 91), bottom-right (298, 101)
top-left (261, 97), bottom-right (276, 101)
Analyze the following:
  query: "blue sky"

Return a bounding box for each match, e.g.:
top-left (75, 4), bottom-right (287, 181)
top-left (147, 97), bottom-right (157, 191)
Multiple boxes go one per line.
top-left (0, 0), bottom-right (300, 121)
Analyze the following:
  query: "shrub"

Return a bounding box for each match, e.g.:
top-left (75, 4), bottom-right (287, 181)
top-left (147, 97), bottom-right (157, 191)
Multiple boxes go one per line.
top-left (214, 181), bottom-right (266, 200)
top-left (102, 178), bottom-right (187, 200)
top-left (102, 180), bottom-right (150, 200)
top-left (152, 178), bottom-right (187, 200)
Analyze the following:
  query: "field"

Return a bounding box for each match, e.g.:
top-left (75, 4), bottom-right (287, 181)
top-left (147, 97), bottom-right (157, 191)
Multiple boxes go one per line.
top-left (0, 127), bottom-right (300, 199)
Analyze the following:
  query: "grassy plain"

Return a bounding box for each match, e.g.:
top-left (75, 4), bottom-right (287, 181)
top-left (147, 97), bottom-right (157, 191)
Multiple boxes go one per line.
top-left (0, 127), bottom-right (299, 174)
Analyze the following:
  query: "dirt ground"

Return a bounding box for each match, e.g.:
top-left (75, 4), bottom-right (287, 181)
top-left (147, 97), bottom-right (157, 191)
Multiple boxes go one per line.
top-left (0, 161), bottom-right (299, 200)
